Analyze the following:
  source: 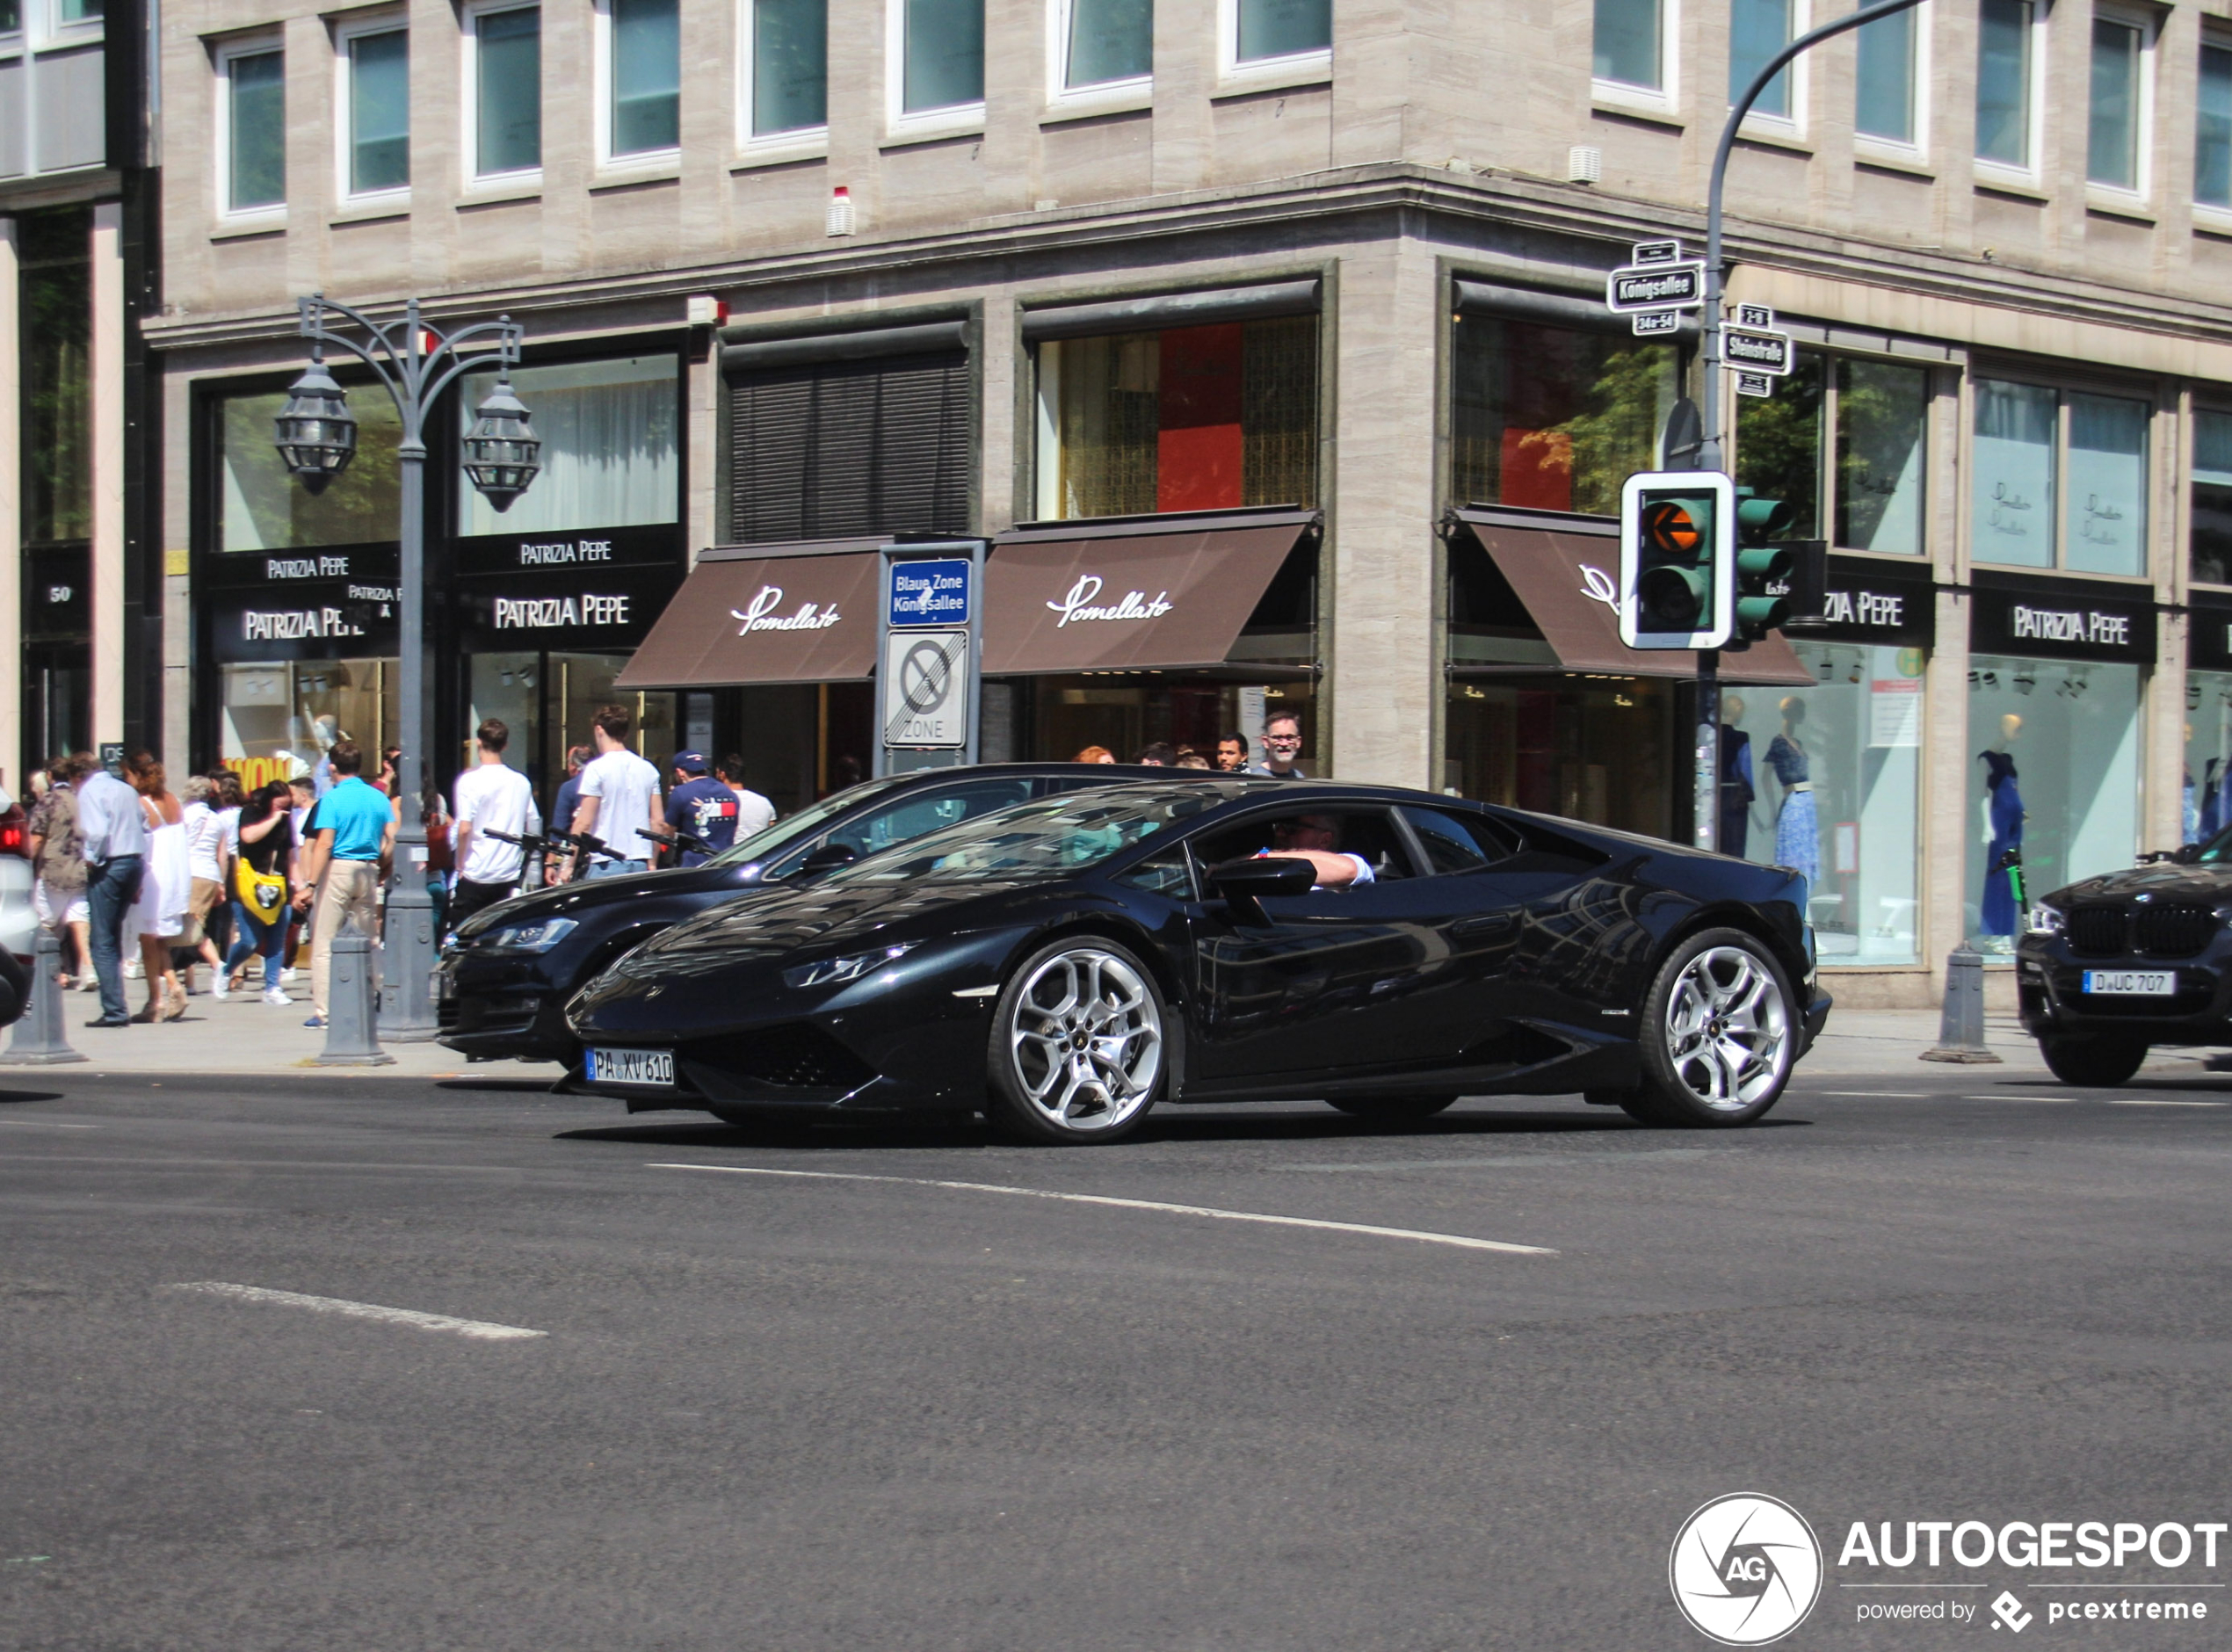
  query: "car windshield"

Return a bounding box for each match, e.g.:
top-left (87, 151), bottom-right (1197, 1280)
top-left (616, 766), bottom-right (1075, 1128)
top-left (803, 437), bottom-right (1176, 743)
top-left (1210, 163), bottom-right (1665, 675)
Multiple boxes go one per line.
top-left (822, 783), bottom-right (1236, 887)
top-left (703, 776), bottom-right (909, 867)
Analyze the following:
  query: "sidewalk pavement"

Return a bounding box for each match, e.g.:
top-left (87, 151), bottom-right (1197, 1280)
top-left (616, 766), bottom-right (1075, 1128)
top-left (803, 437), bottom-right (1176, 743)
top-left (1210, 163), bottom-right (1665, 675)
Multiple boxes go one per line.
top-left (0, 975), bottom-right (566, 1081)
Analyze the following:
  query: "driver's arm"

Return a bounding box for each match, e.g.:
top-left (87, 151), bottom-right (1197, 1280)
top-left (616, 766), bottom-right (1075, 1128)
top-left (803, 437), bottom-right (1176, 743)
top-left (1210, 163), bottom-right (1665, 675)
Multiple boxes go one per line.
top-left (1280, 849), bottom-right (1369, 888)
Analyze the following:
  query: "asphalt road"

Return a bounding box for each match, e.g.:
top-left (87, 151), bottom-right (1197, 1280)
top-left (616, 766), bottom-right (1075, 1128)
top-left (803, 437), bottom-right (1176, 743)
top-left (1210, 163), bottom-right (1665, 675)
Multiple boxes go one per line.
top-left (4, 1062), bottom-right (2231, 1651)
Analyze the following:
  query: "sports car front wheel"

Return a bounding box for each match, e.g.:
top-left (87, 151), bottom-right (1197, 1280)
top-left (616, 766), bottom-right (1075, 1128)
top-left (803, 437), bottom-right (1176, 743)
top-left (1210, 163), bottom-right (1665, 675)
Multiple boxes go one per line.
top-left (1616, 928), bottom-right (1796, 1128)
top-left (987, 938), bottom-right (1167, 1145)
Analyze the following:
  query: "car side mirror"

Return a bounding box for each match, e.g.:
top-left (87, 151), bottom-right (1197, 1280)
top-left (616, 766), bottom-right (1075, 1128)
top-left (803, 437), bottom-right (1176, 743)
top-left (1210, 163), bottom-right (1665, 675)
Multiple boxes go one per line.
top-left (2176, 843), bottom-right (2203, 864)
top-left (1207, 856), bottom-right (1315, 922)
top-left (800, 842), bottom-right (859, 878)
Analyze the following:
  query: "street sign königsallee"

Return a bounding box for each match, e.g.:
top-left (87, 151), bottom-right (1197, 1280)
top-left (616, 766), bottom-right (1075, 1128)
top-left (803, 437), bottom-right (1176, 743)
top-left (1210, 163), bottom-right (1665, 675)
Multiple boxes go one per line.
top-left (1605, 262), bottom-right (1705, 313)
top-left (888, 557), bottom-right (972, 627)
top-left (1721, 325), bottom-right (1794, 375)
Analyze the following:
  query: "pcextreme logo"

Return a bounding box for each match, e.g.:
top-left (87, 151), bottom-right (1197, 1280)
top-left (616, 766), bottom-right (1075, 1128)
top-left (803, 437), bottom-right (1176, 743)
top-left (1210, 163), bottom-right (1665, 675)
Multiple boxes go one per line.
top-left (1670, 1494), bottom-right (1825, 1646)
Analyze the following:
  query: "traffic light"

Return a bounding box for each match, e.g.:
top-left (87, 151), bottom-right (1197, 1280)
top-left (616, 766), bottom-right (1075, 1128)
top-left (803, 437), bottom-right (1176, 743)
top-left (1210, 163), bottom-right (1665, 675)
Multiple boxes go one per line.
top-left (1620, 470), bottom-right (1735, 649)
top-left (1734, 492), bottom-right (1796, 642)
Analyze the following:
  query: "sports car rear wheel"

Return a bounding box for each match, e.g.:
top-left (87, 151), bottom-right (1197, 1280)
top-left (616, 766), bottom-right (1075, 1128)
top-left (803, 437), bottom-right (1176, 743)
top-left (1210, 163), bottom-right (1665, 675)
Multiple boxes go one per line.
top-left (1327, 1095), bottom-right (1459, 1121)
top-left (987, 938), bottom-right (1166, 1145)
top-left (1619, 928), bottom-right (1795, 1128)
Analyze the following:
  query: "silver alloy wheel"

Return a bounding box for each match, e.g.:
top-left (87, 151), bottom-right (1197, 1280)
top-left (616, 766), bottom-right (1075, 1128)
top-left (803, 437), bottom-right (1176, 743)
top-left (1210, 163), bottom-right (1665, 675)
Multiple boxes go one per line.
top-left (1005, 947), bottom-right (1163, 1134)
top-left (1662, 945), bottom-right (1791, 1111)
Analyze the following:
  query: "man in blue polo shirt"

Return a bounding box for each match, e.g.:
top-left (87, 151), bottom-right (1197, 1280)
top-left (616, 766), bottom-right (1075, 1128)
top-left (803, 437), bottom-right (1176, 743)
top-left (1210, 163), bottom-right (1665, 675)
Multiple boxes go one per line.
top-left (661, 751), bottom-right (739, 867)
top-left (293, 738), bottom-right (395, 1029)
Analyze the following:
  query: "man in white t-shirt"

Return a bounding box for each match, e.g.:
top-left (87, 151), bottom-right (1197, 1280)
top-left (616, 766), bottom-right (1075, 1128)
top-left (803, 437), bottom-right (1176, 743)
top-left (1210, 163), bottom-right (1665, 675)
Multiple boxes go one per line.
top-left (567, 704), bottom-right (663, 880)
top-left (720, 754), bottom-right (778, 841)
top-left (450, 718), bottom-right (542, 929)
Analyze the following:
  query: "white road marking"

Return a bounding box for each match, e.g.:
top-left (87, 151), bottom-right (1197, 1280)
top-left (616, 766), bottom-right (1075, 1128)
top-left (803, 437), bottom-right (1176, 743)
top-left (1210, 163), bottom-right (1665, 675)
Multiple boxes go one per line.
top-left (649, 1163), bottom-right (1557, 1256)
top-left (1816, 1090), bottom-right (1930, 1098)
top-left (1964, 1094), bottom-right (2074, 1102)
top-left (1288, 1148), bottom-right (1726, 1173)
top-left (2108, 1098), bottom-right (2228, 1107)
top-left (166, 1282), bottom-right (547, 1341)
top-left (0, 1120), bottom-right (100, 1128)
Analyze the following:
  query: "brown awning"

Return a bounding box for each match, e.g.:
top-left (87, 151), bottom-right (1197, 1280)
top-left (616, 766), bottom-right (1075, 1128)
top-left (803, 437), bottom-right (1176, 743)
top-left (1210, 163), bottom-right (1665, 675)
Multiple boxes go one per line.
top-left (615, 548), bottom-right (880, 688)
top-left (982, 511), bottom-right (1315, 675)
top-left (1454, 512), bottom-right (1813, 686)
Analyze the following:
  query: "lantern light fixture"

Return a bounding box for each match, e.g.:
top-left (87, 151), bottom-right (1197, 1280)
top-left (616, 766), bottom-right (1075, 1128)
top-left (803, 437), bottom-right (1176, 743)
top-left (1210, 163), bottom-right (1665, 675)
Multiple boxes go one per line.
top-left (272, 355), bottom-right (359, 495)
top-left (460, 372), bottom-right (543, 512)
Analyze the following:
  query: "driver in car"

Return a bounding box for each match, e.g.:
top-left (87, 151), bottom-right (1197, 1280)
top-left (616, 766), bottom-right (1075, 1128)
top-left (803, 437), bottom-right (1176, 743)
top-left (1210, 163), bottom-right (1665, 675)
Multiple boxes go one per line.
top-left (1260, 814), bottom-right (1373, 890)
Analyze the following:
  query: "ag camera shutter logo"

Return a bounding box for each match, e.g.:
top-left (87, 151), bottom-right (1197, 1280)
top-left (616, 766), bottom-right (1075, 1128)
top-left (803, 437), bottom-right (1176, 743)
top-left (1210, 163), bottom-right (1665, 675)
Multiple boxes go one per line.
top-left (1670, 1494), bottom-right (1823, 1645)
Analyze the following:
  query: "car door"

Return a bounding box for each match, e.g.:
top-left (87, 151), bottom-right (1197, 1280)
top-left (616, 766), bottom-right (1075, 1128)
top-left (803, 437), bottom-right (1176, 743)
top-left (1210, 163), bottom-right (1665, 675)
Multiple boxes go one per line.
top-left (1183, 804), bottom-right (1453, 1083)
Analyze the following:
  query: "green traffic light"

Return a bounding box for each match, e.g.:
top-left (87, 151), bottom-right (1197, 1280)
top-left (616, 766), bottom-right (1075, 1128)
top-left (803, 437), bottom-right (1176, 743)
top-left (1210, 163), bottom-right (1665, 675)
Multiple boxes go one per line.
top-left (1736, 594), bottom-right (1790, 632)
top-left (1639, 563), bottom-right (1711, 631)
top-left (1736, 546), bottom-right (1794, 583)
top-left (1736, 496), bottom-right (1794, 541)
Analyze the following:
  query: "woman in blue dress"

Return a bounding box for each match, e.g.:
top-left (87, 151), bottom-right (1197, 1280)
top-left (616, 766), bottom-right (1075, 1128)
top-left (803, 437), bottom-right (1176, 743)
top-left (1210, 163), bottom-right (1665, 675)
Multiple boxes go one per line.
top-left (1763, 698), bottom-right (1820, 895)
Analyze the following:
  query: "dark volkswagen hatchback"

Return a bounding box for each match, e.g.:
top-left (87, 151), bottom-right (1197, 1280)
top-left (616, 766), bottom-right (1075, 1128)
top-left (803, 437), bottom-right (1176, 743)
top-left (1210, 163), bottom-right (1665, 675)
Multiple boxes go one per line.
top-left (437, 763), bottom-right (1188, 1067)
top-left (2018, 830), bottom-right (2232, 1083)
top-left (568, 779), bottom-right (1831, 1142)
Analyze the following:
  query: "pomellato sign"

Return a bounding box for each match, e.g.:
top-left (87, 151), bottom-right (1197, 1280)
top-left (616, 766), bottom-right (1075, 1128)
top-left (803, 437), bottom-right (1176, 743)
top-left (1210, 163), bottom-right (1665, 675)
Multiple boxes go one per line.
top-left (1047, 575), bottom-right (1174, 628)
top-left (732, 584), bottom-right (844, 635)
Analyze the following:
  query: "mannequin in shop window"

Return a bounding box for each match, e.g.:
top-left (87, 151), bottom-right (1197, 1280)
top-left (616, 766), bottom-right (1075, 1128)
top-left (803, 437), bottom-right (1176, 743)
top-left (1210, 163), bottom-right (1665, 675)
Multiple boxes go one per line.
top-left (2185, 723), bottom-right (2201, 847)
top-left (1719, 693), bottom-right (1756, 859)
top-left (1762, 697), bottom-right (1820, 898)
top-left (1978, 714), bottom-right (2025, 940)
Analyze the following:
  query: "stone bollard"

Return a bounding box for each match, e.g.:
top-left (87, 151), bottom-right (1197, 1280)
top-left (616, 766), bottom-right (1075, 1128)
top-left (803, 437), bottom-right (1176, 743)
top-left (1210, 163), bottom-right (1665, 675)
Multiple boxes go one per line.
top-left (312, 922), bottom-right (395, 1067)
top-left (0, 929), bottom-right (87, 1066)
top-left (1921, 946), bottom-right (2002, 1064)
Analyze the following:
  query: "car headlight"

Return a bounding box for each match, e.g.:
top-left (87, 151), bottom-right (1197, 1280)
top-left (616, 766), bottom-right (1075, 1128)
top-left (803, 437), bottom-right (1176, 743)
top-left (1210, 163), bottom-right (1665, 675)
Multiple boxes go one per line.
top-left (784, 942), bottom-right (917, 989)
top-left (482, 917), bottom-right (578, 953)
top-left (2024, 903), bottom-right (2064, 938)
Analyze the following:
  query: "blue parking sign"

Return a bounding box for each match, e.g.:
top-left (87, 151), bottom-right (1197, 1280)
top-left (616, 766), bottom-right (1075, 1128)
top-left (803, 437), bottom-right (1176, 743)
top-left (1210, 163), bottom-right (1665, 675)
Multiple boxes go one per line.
top-left (888, 559), bottom-right (972, 627)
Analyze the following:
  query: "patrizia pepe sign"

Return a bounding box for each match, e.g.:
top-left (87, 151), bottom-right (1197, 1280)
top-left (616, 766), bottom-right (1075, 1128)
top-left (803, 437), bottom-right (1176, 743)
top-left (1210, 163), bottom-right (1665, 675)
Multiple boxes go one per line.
top-left (1047, 575), bottom-right (1174, 627)
top-left (732, 584), bottom-right (844, 635)
top-left (1970, 576), bottom-right (2155, 664)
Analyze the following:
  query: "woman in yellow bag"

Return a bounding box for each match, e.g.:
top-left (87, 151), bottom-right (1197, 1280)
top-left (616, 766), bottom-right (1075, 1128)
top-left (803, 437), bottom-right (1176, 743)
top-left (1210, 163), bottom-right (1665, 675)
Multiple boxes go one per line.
top-left (223, 781), bottom-right (297, 1005)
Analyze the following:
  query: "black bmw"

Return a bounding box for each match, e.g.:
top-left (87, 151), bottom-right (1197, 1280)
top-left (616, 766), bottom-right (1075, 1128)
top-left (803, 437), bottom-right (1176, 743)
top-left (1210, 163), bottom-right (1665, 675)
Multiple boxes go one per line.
top-left (2017, 835), bottom-right (2232, 1083)
top-left (567, 779), bottom-right (1831, 1143)
top-left (436, 763), bottom-right (1191, 1067)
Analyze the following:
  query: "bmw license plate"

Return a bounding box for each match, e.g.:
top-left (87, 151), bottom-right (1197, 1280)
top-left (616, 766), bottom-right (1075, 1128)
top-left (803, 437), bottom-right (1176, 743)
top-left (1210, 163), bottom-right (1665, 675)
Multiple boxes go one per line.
top-left (586, 1047), bottom-right (675, 1086)
top-left (2082, 970), bottom-right (2176, 996)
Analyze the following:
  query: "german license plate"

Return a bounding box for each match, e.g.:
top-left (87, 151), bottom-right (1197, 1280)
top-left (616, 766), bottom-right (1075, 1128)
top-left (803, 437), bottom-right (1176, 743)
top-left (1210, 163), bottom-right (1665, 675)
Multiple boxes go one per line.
top-left (2082, 970), bottom-right (2176, 996)
top-left (586, 1047), bottom-right (674, 1086)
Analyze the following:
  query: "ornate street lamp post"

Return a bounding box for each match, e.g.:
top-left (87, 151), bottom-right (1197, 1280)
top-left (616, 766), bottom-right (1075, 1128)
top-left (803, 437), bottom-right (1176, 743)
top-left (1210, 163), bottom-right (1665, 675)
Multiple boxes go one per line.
top-left (273, 293), bottom-right (541, 1040)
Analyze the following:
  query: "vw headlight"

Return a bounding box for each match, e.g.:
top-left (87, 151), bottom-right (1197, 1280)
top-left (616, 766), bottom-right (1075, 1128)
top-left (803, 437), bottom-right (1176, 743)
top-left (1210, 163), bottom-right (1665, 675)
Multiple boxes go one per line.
top-left (483, 917), bottom-right (578, 953)
top-left (784, 942), bottom-right (917, 989)
top-left (2024, 903), bottom-right (2064, 938)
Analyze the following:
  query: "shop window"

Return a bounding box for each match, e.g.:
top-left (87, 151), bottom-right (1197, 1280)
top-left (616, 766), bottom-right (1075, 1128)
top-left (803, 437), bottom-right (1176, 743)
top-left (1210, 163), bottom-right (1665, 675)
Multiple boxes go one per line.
top-left (899, 0), bottom-right (983, 114)
top-left (1975, 0), bottom-right (2039, 171)
top-left (1965, 656), bottom-right (2141, 953)
top-left (1734, 352), bottom-right (1930, 554)
top-left (457, 355), bottom-right (678, 537)
top-left (2086, 10), bottom-right (2149, 195)
top-left (19, 206), bottom-right (91, 547)
top-left (1729, 0), bottom-right (1793, 120)
top-left (1854, 2), bottom-right (1917, 146)
top-left (468, 3), bottom-right (540, 178)
top-left (2199, 38), bottom-right (2232, 209)
top-left (1443, 677), bottom-right (1678, 839)
top-left (744, 0), bottom-right (827, 140)
top-left (1592, 0), bottom-right (1662, 91)
top-left (218, 42), bottom-right (286, 215)
top-left (1061, 0), bottom-right (1149, 88)
top-left (2185, 671), bottom-right (2232, 844)
top-left (728, 350), bottom-right (972, 541)
top-left (1450, 317), bottom-right (1675, 517)
top-left (1235, 0), bottom-right (1330, 64)
top-left (216, 388), bottom-right (402, 552)
top-left (340, 24), bottom-right (409, 197)
top-left (1036, 316), bottom-right (1317, 520)
top-left (2190, 409), bottom-right (2232, 586)
top-left (1970, 379), bottom-right (2147, 577)
top-left (603, 0), bottom-right (680, 158)
top-left (219, 658), bottom-right (399, 790)
top-left (1720, 648), bottom-right (1924, 967)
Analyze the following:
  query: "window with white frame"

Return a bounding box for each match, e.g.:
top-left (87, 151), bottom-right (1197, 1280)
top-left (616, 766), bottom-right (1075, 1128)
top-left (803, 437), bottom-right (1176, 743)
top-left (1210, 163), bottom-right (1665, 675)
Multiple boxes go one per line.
top-left (1730, 0), bottom-right (1795, 120)
top-left (1592, 0), bottom-right (1663, 91)
top-left (0, 0), bottom-right (21, 33)
top-left (743, 0), bottom-right (826, 141)
top-left (603, 0), bottom-right (680, 159)
top-left (896, 0), bottom-right (983, 118)
top-left (1854, 1), bottom-right (1918, 146)
top-left (467, 2), bottom-right (540, 178)
top-left (1059, 0), bottom-right (1150, 91)
top-left (1971, 377), bottom-right (2150, 577)
top-left (2199, 35), bottom-right (2232, 209)
top-left (2085, 8), bottom-right (2150, 193)
top-left (217, 40), bottom-right (286, 215)
top-left (57, 0), bottom-right (100, 22)
top-left (337, 21), bottom-right (409, 198)
top-left (1234, 0), bottom-right (1328, 66)
top-left (1975, 0), bottom-right (2040, 171)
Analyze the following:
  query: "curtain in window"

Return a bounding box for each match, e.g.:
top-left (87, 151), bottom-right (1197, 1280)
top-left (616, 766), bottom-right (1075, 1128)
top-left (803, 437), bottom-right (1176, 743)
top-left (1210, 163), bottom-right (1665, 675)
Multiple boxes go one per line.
top-left (2064, 392), bottom-right (2147, 576)
top-left (1970, 379), bottom-right (2054, 568)
top-left (459, 358), bottom-right (678, 536)
top-left (1243, 315), bottom-right (1317, 509)
top-left (1057, 335), bottom-right (1160, 518)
